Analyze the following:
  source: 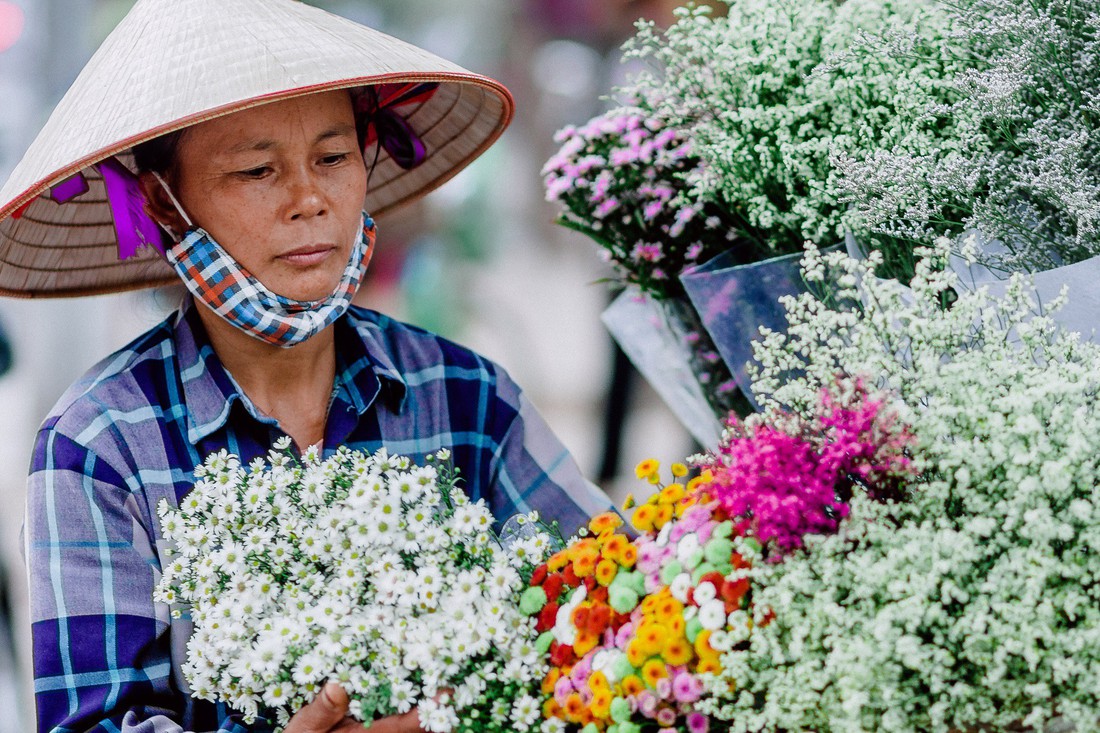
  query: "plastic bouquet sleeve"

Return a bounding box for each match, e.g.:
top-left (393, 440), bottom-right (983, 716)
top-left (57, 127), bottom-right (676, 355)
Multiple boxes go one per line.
top-left (601, 288), bottom-right (723, 450)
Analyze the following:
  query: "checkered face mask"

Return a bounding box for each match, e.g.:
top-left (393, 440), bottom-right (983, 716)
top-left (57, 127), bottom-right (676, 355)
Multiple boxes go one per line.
top-left (154, 173), bottom-right (375, 348)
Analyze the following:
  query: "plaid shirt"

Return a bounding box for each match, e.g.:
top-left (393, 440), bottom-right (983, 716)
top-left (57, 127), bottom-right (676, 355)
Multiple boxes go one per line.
top-left (25, 303), bottom-right (610, 733)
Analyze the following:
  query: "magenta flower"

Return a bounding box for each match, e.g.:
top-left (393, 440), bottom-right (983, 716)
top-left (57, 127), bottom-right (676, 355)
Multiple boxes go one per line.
top-left (656, 707), bottom-right (678, 727)
top-left (672, 670), bottom-right (704, 703)
top-left (686, 711), bottom-right (710, 733)
top-left (701, 378), bottom-right (915, 552)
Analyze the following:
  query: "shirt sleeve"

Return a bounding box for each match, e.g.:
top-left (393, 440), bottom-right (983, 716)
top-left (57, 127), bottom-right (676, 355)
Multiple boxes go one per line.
top-left (484, 369), bottom-right (614, 537)
top-left (25, 426), bottom-right (254, 733)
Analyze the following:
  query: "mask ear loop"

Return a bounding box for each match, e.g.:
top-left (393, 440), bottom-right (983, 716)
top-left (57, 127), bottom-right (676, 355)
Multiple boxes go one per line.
top-left (149, 171), bottom-right (195, 239)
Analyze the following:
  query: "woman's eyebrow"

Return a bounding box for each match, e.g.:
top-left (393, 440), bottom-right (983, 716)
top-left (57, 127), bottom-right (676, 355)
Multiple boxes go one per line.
top-left (315, 123), bottom-right (357, 143)
top-left (225, 124), bottom-right (357, 154)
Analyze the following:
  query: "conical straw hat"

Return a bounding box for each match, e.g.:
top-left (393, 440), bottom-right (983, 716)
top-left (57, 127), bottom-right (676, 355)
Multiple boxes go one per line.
top-left (0, 0), bottom-right (514, 298)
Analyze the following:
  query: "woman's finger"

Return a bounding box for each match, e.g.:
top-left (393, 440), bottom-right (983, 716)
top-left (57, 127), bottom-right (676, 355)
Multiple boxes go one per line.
top-left (360, 710), bottom-right (424, 733)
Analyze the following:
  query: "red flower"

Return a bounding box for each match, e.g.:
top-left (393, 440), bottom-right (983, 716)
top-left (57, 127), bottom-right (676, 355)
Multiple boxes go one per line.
top-left (537, 602), bottom-right (559, 633)
top-left (550, 642), bottom-right (576, 667)
top-left (562, 564), bottom-right (580, 587)
top-left (530, 564), bottom-right (549, 586)
top-left (721, 577), bottom-right (750, 608)
top-left (543, 573), bottom-right (565, 604)
top-left (586, 604), bottom-right (612, 635)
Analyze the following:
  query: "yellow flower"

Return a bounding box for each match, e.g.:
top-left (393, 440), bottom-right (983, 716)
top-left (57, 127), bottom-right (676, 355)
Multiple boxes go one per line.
top-left (623, 493), bottom-right (637, 509)
top-left (659, 483), bottom-right (685, 504)
top-left (636, 620), bottom-right (668, 655)
top-left (653, 503), bottom-right (674, 528)
top-left (652, 593), bottom-right (684, 623)
top-left (626, 639), bottom-right (650, 667)
top-left (590, 689), bottom-right (613, 720)
top-left (634, 458), bottom-right (660, 480)
top-left (632, 504), bottom-right (657, 532)
top-left (662, 637), bottom-right (694, 666)
top-left (697, 656), bottom-right (723, 675)
top-left (595, 559), bottom-right (618, 586)
top-left (621, 675), bottom-right (645, 697)
top-left (601, 534), bottom-right (628, 563)
top-left (641, 659), bottom-right (668, 687)
top-left (589, 671), bottom-right (610, 693)
top-left (671, 462), bottom-right (688, 477)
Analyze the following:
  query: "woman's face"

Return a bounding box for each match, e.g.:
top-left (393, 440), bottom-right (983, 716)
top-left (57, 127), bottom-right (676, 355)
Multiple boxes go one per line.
top-left (153, 90), bottom-right (368, 302)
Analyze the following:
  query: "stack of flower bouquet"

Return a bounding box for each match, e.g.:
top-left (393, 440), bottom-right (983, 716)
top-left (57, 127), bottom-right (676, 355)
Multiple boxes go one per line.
top-left (527, 244), bottom-right (1099, 732)
top-left (546, 0), bottom-right (1100, 428)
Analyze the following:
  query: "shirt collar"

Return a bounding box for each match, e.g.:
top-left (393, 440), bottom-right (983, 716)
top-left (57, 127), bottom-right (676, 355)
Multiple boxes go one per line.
top-left (176, 302), bottom-right (408, 445)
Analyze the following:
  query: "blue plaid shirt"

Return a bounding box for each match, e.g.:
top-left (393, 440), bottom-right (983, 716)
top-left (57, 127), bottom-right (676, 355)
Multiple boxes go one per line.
top-left (25, 303), bottom-right (610, 733)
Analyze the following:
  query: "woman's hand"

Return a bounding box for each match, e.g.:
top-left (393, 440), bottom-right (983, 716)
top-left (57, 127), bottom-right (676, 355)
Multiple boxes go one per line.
top-left (284, 682), bottom-right (425, 733)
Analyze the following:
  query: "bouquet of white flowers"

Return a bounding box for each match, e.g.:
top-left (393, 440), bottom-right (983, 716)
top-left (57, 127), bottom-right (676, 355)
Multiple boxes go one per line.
top-left (696, 244), bottom-right (1100, 732)
top-left (155, 439), bottom-right (553, 732)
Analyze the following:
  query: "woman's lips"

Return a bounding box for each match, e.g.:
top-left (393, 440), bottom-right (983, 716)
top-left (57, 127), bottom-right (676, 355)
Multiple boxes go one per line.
top-left (278, 244), bottom-right (336, 267)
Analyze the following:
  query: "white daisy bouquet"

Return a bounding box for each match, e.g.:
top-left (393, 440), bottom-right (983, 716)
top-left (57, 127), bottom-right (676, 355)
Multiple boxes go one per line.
top-left (154, 439), bottom-right (553, 732)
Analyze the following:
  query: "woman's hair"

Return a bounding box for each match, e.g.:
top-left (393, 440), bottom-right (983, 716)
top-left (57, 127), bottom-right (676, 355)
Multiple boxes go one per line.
top-left (132, 129), bottom-right (187, 176)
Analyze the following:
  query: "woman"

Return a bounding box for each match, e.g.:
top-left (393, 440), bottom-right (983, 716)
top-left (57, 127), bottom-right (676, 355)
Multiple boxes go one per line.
top-left (0, 0), bottom-right (611, 731)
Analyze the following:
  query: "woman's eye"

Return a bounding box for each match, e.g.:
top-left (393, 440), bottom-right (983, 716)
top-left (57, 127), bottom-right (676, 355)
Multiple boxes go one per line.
top-left (320, 153), bottom-right (350, 165)
top-left (238, 166), bottom-right (272, 179)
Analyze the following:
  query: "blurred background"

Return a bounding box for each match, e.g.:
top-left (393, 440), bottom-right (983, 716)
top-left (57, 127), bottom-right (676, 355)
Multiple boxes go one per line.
top-left (0, 0), bottom-right (699, 725)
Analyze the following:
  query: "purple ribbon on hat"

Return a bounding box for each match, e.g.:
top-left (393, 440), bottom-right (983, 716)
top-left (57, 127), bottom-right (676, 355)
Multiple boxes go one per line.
top-left (356, 82), bottom-right (440, 170)
top-left (39, 158), bottom-right (166, 261)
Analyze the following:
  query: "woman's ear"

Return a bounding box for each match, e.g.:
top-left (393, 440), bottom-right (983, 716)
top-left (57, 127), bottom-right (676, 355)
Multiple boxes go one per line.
top-left (138, 171), bottom-right (187, 237)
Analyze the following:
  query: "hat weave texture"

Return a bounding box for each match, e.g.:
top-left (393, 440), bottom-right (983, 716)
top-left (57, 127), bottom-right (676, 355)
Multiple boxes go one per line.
top-left (0, 0), bottom-right (513, 298)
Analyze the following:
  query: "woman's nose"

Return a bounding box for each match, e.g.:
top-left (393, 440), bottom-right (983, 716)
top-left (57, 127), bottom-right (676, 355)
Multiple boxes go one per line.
top-left (286, 168), bottom-right (327, 220)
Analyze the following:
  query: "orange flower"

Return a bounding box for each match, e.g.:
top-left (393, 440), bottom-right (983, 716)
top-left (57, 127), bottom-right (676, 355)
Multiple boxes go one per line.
top-left (687, 469), bottom-right (714, 492)
top-left (641, 659), bottom-right (668, 687)
top-left (563, 693), bottom-right (586, 723)
top-left (574, 629), bottom-right (599, 657)
top-left (589, 512), bottom-right (624, 535)
top-left (601, 534), bottom-right (628, 562)
top-left (542, 668), bottom-right (561, 695)
top-left (570, 540), bottom-right (600, 577)
top-left (543, 698), bottom-right (564, 719)
top-left (547, 550), bottom-right (570, 572)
